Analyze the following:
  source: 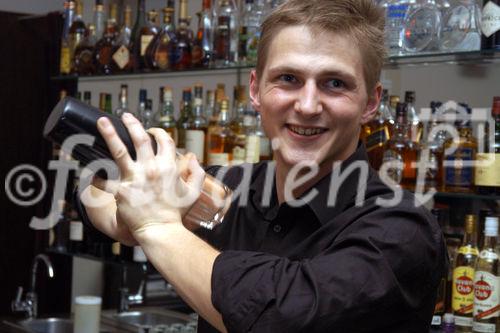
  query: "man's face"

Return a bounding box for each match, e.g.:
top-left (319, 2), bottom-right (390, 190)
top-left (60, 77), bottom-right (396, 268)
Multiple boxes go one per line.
top-left (250, 25), bottom-right (380, 171)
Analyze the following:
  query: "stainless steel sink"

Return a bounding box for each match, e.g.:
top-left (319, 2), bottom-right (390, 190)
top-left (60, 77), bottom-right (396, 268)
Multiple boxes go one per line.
top-left (15, 318), bottom-right (72, 333)
top-left (101, 307), bottom-right (194, 332)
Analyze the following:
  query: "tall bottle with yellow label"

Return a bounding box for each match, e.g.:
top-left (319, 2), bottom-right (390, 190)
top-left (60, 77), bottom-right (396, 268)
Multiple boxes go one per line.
top-left (472, 216), bottom-right (500, 333)
top-left (453, 214), bottom-right (479, 332)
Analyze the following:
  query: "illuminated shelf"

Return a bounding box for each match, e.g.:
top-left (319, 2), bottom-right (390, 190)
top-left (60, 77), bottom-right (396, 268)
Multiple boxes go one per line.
top-left (385, 50), bottom-right (500, 67)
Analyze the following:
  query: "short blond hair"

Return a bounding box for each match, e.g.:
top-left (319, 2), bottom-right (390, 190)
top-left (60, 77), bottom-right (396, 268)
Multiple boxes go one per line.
top-left (256, 0), bottom-right (386, 92)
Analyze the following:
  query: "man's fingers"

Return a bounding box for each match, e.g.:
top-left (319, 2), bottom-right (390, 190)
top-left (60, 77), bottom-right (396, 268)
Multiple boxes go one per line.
top-left (148, 128), bottom-right (176, 159)
top-left (97, 117), bottom-right (134, 177)
top-left (92, 176), bottom-right (120, 195)
top-left (122, 113), bottom-right (155, 162)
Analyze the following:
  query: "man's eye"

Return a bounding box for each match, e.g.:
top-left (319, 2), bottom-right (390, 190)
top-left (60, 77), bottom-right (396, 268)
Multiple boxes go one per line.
top-left (325, 79), bottom-right (345, 89)
top-left (279, 74), bottom-right (297, 83)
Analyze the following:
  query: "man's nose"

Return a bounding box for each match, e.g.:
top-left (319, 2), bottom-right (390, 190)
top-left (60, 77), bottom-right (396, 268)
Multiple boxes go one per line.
top-left (294, 81), bottom-right (323, 117)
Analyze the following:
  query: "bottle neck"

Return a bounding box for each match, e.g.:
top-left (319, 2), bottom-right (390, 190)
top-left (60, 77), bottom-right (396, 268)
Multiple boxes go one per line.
top-left (483, 235), bottom-right (498, 251)
top-left (136, 0), bottom-right (146, 24)
top-left (162, 99), bottom-right (175, 117)
top-left (120, 90), bottom-right (128, 109)
top-left (462, 231), bottom-right (477, 248)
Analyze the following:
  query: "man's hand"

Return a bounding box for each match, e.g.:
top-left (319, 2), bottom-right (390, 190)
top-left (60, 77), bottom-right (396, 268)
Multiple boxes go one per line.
top-left (87, 113), bottom-right (205, 241)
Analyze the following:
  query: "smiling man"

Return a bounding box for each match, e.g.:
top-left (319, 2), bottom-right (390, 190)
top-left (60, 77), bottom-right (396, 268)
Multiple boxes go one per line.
top-left (84, 1), bottom-right (447, 332)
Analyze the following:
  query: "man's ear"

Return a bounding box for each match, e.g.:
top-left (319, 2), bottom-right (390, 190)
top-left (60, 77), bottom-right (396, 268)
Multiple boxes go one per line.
top-left (360, 82), bottom-right (382, 125)
top-left (249, 70), bottom-right (261, 112)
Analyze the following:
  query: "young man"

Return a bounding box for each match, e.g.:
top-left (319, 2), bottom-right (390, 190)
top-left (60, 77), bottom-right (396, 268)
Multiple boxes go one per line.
top-left (84, 0), bottom-right (447, 332)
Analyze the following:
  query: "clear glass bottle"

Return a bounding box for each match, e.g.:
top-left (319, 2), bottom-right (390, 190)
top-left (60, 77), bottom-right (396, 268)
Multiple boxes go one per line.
top-left (440, 0), bottom-right (481, 51)
top-left (110, 5), bottom-right (133, 73)
top-left (186, 84), bottom-right (209, 165)
top-left (213, 0), bottom-right (239, 66)
top-left (155, 86), bottom-right (177, 143)
top-left (114, 84), bottom-right (133, 118)
top-left (255, 112), bottom-right (272, 161)
top-left (472, 216), bottom-right (499, 333)
top-left (93, 0), bottom-right (106, 40)
top-left (192, 0), bottom-right (214, 68)
top-left (142, 99), bottom-right (155, 129)
top-left (145, 6), bottom-right (177, 70)
top-left (385, 0), bottom-right (413, 56)
top-left (137, 89), bottom-right (147, 125)
top-left (174, 0), bottom-right (194, 70)
top-left (207, 98), bottom-right (233, 166)
top-left (453, 214), bottom-right (479, 333)
top-left (404, 91), bottom-right (424, 144)
top-left (402, 0), bottom-right (441, 53)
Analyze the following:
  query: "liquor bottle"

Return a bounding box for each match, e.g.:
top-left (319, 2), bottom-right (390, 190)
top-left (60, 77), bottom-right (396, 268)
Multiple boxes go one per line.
top-left (213, 0), bottom-right (239, 66)
top-left (142, 99), bottom-right (155, 129)
top-left (472, 216), bottom-right (499, 333)
top-left (255, 112), bottom-right (272, 160)
top-left (431, 208), bottom-right (448, 329)
top-left (114, 84), bottom-right (132, 118)
top-left (444, 119), bottom-right (477, 193)
top-left (73, 24), bottom-right (97, 75)
top-left (99, 92), bottom-right (107, 111)
top-left (440, 0), bottom-right (481, 51)
top-left (481, 0), bottom-right (500, 50)
top-left (244, 109), bottom-right (260, 163)
top-left (137, 89), bottom-right (147, 124)
top-left (389, 95), bottom-right (400, 115)
top-left (383, 102), bottom-right (419, 190)
top-left (83, 91), bottom-right (92, 105)
top-left (238, 0), bottom-right (253, 64)
top-left (452, 214), bottom-right (479, 332)
top-left (240, 0), bottom-right (262, 64)
top-left (402, 0), bottom-right (441, 53)
top-left (51, 200), bottom-right (69, 252)
top-left (148, 10), bottom-right (160, 35)
top-left (110, 5), bottom-right (133, 73)
top-left (104, 94), bottom-right (112, 114)
top-left (208, 98), bottom-right (233, 166)
top-left (60, 1), bottom-right (75, 75)
top-left (155, 86), bottom-right (177, 143)
top-left (192, 0), bottom-right (214, 68)
top-left (69, 0), bottom-right (87, 70)
top-left (211, 83), bottom-right (226, 126)
top-left (68, 203), bottom-right (85, 253)
top-left (93, 0), bottom-right (106, 40)
top-left (94, 18), bottom-right (118, 75)
top-left (361, 89), bottom-right (394, 170)
top-left (475, 97), bottom-right (500, 194)
top-left (145, 6), bottom-right (177, 70)
top-left (404, 91), bottom-right (424, 144)
top-left (186, 84), bottom-right (209, 164)
top-left (385, 0), bottom-right (411, 56)
top-left (174, 0), bottom-right (194, 70)
top-left (205, 90), bottom-right (215, 123)
top-left (229, 86), bottom-right (247, 165)
top-left (177, 88), bottom-right (193, 154)
top-left (443, 313), bottom-right (456, 333)
top-left (420, 101), bottom-right (445, 192)
top-left (131, 0), bottom-right (154, 71)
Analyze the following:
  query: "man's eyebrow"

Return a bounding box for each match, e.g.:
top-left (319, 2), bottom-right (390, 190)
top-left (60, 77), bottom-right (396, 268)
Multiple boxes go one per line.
top-left (267, 66), bottom-right (357, 82)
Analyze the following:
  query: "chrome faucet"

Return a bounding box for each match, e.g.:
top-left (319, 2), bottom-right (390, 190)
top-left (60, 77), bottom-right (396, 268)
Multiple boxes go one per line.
top-left (12, 254), bottom-right (54, 318)
top-left (119, 264), bottom-right (147, 313)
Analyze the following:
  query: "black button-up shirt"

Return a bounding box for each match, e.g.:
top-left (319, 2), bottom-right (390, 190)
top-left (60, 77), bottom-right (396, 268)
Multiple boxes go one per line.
top-left (197, 144), bottom-right (447, 333)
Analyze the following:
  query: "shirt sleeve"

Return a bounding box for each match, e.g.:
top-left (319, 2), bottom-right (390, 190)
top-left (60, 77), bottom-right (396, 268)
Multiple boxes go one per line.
top-left (210, 207), bottom-right (446, 333)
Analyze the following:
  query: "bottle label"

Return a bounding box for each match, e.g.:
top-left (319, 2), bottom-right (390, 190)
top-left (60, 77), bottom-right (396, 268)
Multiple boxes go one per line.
top-left (185, 130), bottom-right (206, 164)
top-left (473, 271), bottom-right (500, 319)
top-left (445, 147), bottom-right (474, 187)
top-left (231, 146), bottom-right (246, 166)
top-left (474, 153), bottom-right (500, 187)
top-left (482, 2), bottom-right (500, 38)
top-left (453, 266), bottom-right (476, 313)
top-left (383, 149), bottom-right (403, 184)
top-left (454, 315), bottom-right (473, 327)
top-left (208, 153), bottom-right (229, 166)
top-left (472, 321), bottom-right (497, 333)
top-left (60, 46), bottom-right (71, 74)
top-left (365, 126), bottom-right (389, 152)
top-left (141, 35), bottom-right (154, 56)
top-left (245, 135), bottom-right (260, 163)
top-left (112, 45), bottom-right (130, 69)
top-left (387, 4), bottom-right (409, 19)
top-left (431, 315), bottom-right (441, 326)
top-left (69, 220), bottom-right (83, 241)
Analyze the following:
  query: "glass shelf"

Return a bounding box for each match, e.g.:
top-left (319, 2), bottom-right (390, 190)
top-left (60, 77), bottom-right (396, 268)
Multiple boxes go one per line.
top-left (385, 49), bottom-right (500, 67)
top-left (432, 191), bottom-right (500, 202)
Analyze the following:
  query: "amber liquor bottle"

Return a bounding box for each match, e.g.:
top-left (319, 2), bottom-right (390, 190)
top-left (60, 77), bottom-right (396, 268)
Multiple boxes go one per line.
top-left (472, 216), bottom-right (499, 333)
top-left (146, 6), bottom-right (177, 70)
top-left (475, 96), bottom-right (500, 195)
top-left (186, 84), bottom-right (209, 165)
top-left (69, 0), bottom-right (87, 70)
top-left (208, 99), bottom-right (233, 166)
top-left (155, 86), bottom-right (177, 143)
top-left (444, 120), bottom-right (477, 193)
top-left (60, 1), bottom-right (75, 75)
top-left (94, 19), bottom-right (117, 75)
top-left (229, 85), bottom-right (248, 166)
top-left (453, 215), bottom-right (479, 333)
top-left (405, 91), bottom-right (424, 144)
top-left (177, 88), bottom-right (193, 154)
top-left (213, 2), bottom-right (231, 67)
top-left (174, 0), bottom-right (194, 70)
top-left (361, 89), bottom-right (394, 170)
top-left (383, 103), bottom-right (419, 190)
top-left (110, 5), bottom-right (133, 73)
top-left (192, 0), bottom-right (213, 68)
top-left (73, 24), bottom-right (97, 75)
top-left (131, 0), bottom-right (155, 71)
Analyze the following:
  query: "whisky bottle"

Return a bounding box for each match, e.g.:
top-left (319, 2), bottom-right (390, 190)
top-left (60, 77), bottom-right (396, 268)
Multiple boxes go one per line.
top-left (208, 98), bottom-right (233, 166)
top-left (481, 0), bottom-right (500, 50)
top-left (68, 202), bottom-right (85, 254)
top-left (114, 84), bottom-right (133, 118)
top-left (174, 0), bottom-right (194, 70)
top-left (99, 92), bottom-right (107, 111)
top-left (69, 0), bottom-right (86, 70)
top-left (256, 112), bottom-right (272, 161)
top-left (83, 91), bottom-right (92, 105)
top-left (205, 90), bottom-right (215, 124)
top-left (229, 86), bottom-right (248, 165)
top-left (142, 99), bottom-right (155, 129)
top-left (104, 94), bottom-right (112, 114)
top-left (177, 88), bottom-right (193, 154)
top-left (444, 119), bottom-right (477, 193)
top-left (110, 5), bottom-right (133, 73)
top-left (472, 216), bottom-right (499, 333)
top-left (475, 97), bottom-right (500, 195)
top-left (60, 1), bottom-right (75, 75)
top-left (405, 91), bottom-right (424, 144)
top-left (453, 214), bottom-right (479, 332)
top-left (239, 0), bottom-right (261, 65)
top-left (244, 109), bottom-right (260, 163)
top-left (211, 83), bottom-right (226, 126)
top-left (213, 0), bottom-right (233, 67)
top-left (361, 89), bottom-right (394, 170)
top-left (192, 0), bottom-right (214, 68)
top-left (131, 0), bottom-right (154, 71)
top-left (93, 0), bottom-right (106, 40)
top-left (94, 19), bottom-right (116, 75)
top-left (137, 89), bottom-right (147, 125)
top-left (383, 102), bottom-right (419, 190)
top-left (186, 84), bottom-right (209, 165)
top-left (155, 86), bottom-right (177, 143)
top-left (145, 6), bottom-right (177, 70)
top-left (430, 208), bottom-right (448, 329)
top-left (73, 24), bottom-right (97, 75)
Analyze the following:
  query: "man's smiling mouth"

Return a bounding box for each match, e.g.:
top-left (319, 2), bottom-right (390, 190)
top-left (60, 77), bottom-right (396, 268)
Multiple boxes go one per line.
top-left (287, 125), bottom-right (328, 137)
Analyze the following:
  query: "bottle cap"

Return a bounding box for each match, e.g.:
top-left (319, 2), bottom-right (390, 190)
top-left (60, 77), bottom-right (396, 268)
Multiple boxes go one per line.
top-left (484, 217), bottom-right (499, 237)
top-left (465, 214), bottom-right (476, 234)
top-left (75, 295), bottom-right (102, 305)
top-left (443, 313), bottom-right (454, 324)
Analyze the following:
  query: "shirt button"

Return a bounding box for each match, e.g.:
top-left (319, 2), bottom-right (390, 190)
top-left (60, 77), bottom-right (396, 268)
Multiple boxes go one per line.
top-left (273, 224), bottom-right (282, 233)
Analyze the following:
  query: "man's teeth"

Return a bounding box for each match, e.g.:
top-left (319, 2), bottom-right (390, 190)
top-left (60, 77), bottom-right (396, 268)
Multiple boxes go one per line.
top-left (289, 126), bottom-right (325, 136)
